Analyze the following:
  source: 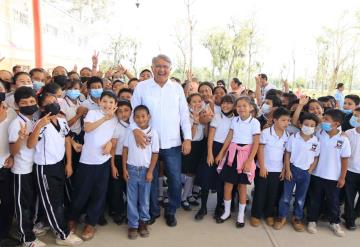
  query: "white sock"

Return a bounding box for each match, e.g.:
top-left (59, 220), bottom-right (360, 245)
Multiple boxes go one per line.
top-left (221, 200), bottom-right (232, 220)
top-left (181, 176), bottom-right (194, 201)
top-left (237, 203), bottom-right (246, 223)
top-left (158, 177), bottom-right (164, 197)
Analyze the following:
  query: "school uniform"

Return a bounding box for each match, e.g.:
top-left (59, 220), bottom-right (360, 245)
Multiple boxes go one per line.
top-left (307, 130), bottom-right (351, 224)
top-left (69, 109), bottom-right (117, 226)
top-left (4, 92), bottom-right (17, 110)
top-left (341, 113), bottom-right (353, 132)
top-left (251, 126), bottom-right (289, 219)
top-left (219, 116), bottom-right (261, 185)
top-left (33, 116), bottom-right (71, 240)
top-left (8, 114), bottom-right (37, 243)
top-left (80, 97), bottom-right (100, 111)
top-left (344, 128), bottom-right (360, 223)
top-left (0, 108), bottom-right (16, 240)
top-left (110, 120), bottom-right (130, 217)
top-left (278, 132), bottom-right (320, 220)
top-left (124, 126), bottom-right (159, 228)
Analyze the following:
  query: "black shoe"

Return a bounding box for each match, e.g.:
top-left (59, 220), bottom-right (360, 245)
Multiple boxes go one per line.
top-left (216, 215), bottom-right (231, 224)
top-left (165, 214), bottom-right (177, 227)
top-left (195, 208), bottom-right (207, 221)
top-left (148, 215), bottom-right (160, 225)
top-left (0, 237), bottom-right (20, 247)
top-left (187, 196), bottom-right (200, 206)
top-left (113, 214), bottom-right (126, 225)
top-left (345, 221), bottom-right (357, 231)
top-left (213, 205), bottom-right (224, 219)
top-left (236, 222), bottom-right (245, 228)
top-left (98, 214), bottom-right (108, 226)
top-left (181, 201), bottom-right (192, 211)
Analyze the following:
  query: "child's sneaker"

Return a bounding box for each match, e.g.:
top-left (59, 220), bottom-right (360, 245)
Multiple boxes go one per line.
top-left (273, 218), bottom-right (286, 230)
top-left (291, 217), bottom-right (305, 232)
top-left (265, 217), bottom-right (275, 227)
top-left (329, 223), bottom-right (345, 237)
top-left (22, 239), bottom-right (46, 247)
top-left (33, 222), bottom-right (49, 237)
top-left (250, 217), bottom-right (261, 227)
top-left (307, 222), bottom-right (318, 234)
top-left (128, 228), bottom-right (138, 240)
top-left (55, 233), bottom-right (83, 246)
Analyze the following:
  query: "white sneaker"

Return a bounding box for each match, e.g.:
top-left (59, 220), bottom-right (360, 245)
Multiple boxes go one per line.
top-left (307, 221), bottom-right (318, 234)
top-left (22, 239), bottom-right (47, 247)
top-left (33, 222), bottom-right (49, 237)
top-left (330, 223), bottom-right (345, 237)
top-left (55, 233), bottom-right (83, 246)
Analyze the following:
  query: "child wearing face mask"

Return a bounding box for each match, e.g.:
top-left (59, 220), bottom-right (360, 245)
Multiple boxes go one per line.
top-left (80, 76), bottom-right (104, 111)
top-left (341, 94), bottom-right (360, 131)
top-left (258, 94), bottom-right (282, 129)
top-left (5, 72), bottom-right (34, 110)
top-left (274, 112), bottom-right (320, 232)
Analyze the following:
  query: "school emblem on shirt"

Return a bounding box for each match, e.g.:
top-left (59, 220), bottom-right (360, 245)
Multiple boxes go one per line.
top-left (335, 140), bottom-right (343, 149)
top-left (310, 143), bottom-right (318, 152)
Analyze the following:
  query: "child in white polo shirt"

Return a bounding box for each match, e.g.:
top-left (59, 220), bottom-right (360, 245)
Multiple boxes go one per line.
top-left (68, 91), bottom-right (118, 241)
top-left (344, 107), bottom-right (360, 230)
top-left (123, 105), bottom-right (159, 240)
top-left (275, 112), bottom-right (320, 232)
top-left (8, 87), bottom-right (44, 247)
top-left (250, 107), bottom-right (290, 228)
top-left (307, 109), bottom-right (351, 237)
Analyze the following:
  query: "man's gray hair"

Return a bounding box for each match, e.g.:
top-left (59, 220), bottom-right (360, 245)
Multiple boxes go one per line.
top-left (152, 54), bottom-right (172, 66)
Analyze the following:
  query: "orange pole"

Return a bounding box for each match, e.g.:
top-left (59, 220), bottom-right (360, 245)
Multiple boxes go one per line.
top-left (32, 0), bottom-right (42, 67)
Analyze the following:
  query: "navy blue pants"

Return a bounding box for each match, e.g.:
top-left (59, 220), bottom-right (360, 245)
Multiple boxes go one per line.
top-left (0, 168), bottom-right (13, 240)
top-left (69, 160), bottom-right (110, 226)
top-left (109, 155), bottom-right (126, 216)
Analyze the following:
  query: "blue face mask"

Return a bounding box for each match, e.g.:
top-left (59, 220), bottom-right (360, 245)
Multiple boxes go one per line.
top-left (90, 88), bottom-right (103, 99)
top-left (33, 81), bottom-right (44, 91)
top-left (321, 122), bottom-right (332, 132)
top-left (66, 89), bottom-right (81, 100)
top-left (342, 109), bottom-right (352, 115)
top-left (350, 115), bottom-right (360, 128)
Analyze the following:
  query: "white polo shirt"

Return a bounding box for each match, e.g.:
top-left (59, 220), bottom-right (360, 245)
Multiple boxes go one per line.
top-left (59, 97), bottom-right (82, 135)
top-left (8, 114), bottom-right (36, 174)
top-left (80, 97), bottom-right (100, 111)
top-left (191, 116), bottom-right (205, 142)
top-left (214, 105), bottom-right (221, 114)
top-left (258, 126), bottom-right (289, 172)
top-left (210, 113), bottom-right (234, 143)
top-left (124, 126), bottom-right (159, 168)
top-left (345, 128), bottom-right (360, 174)
top-left (4, 93), bottom-right (17, 110)
top-left (313, 130), bottom-right (351, 181)
top-left (286, 132), bottom-right (320, 170)
top-left (0, 107), bottom-right (17, 168)
top-left (113, 120), bottom-right (131, 155)
top-left (231, 116), bottom-right (261, 144)
top-left (33, 117), bottom-right (70, 165)
top-left (80, 109), bottom-right (118, 165)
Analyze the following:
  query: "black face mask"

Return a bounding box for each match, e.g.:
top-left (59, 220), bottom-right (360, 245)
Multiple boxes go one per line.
top-left (80, 76), bottom-right (90, 83)
top-left (0, 92), bottom-right (5, 102)
top-left (19, 104), bottom-right (39, 116)
top-left (0, 79), bottom-right (12, 92)
top-left (44, 102), bottom-right (61, 116)
top-left (222, 110), bottom-right (234, 117)
top-left (53, 75), bottom-right (68, 89)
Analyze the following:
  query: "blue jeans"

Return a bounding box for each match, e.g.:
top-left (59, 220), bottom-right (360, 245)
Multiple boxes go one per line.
top-left (278, 165), bottom-right (311, 219)
top-left (127, 165), bottom-right (151, 228)
top-left (150, 146), bottom-right (182, 217)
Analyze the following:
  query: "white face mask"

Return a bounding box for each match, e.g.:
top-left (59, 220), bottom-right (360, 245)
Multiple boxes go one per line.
top-left (301, 125), bottom-right (315, 136)
top-left (261, 103), bottom-right (271, 114)
top-left (23, 84), bottom-right (34, 89)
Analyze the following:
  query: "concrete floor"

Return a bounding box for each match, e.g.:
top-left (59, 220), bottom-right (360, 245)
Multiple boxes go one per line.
top-left (39, 196), bottom-right (360, 247)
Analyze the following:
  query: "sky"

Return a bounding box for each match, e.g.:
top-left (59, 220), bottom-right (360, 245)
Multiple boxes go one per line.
top-left (89, 0), bottom-right (360, 80)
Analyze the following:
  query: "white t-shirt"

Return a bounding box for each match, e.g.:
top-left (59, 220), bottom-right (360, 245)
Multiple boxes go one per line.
top-left (33, 117), bottom-right (70, 165)
top-left (190, 116), bottom-right (205, 142)
top-left (59, 97), bottom-right (82, 135)
top-left (0, 108), bottom-right (17, 168)
top-left (124, 126), bottom-right (159, 168)
top-left (313, 130), bottom-right (351, 180)
top-left (8, 114), bottom-right (36, 174)
top-left (80, 97), bottom-right (100, 111)
top-left (214, 105), bottom-right (221, 115)
top-left (286, 132), bottom-right (320, 170)
top-left (261, 83), bottom-right (276, 101)
top-left (258, 126), bottom-right (289, 172)
top-left (113, 120), bottom-right (131, 155)
top-left (345, 128), bottom-right (360, 174)
top-left (210, 113), bottom-right (233, 143)
top-left (80, 109), bottom-right (118, 165)
top-left (231, 116), bottom-right (261, 144)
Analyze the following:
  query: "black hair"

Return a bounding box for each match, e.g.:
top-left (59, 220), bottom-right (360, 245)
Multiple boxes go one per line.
top-left (336, 83), bottom-right (344, 89)
top-left (282, 93), bottom-right (297, 104)
top-left (170, 77), bottom-right (181, 83)
top-left (12, 65), bottom-right (21, 73)
top-left (80, 67), bottom-right (92, 74)
top-left (113, 79), bottom-right (124, 85)
top-left (100, 90), bottom-right (117, 102)
top-left (259, 73), bottom-right (267, 80)
top-left (304, 99), bottom-right (322, 112)
top-left (324, 109), bottom-right (345, 125)
top-left (52, 66), bottom-right (68, 76)
top-left (198, 82), bottom-right (214, 92)
top-left (66, 79), bottom-right (82, 90)
top-left (117, 100), bottom-right (132, 110)
top-left (235, 96), bottom-right (252, 106)
top-left (14, 86), bottom-right (37, 104)
top-left (134, 104), bottom-right (150, 115)
top-left (232, 78), bottom-right (242, 86)
top-left (345, 94), bottom-right (360, 106)
top-left (216, 80), bottom-right (225, 87)
top-left (87, 76), bottom-right (103, 89)
top-left (118, 88), bottom-right (133, 98)
top-left (29, 68), bottom-right (45, 77)
top-left (213, 85), bottom-right (227, 94)
top-left (38, 93), bottom-right (56, 107)
top-left (187, 93), bottom-right (202, 104)
top-left (265, 94), bottom-right (282, 107)
top-left (13, 72), bottom-right (30, 84)
top-left (265, 88), bottom-right (278, 98)
top-left (273, 107), bottom-right (291, 120)
top-left (288, 99), bottom-right (300, 109)
top-left (220, 94), bottom-right (235, 105)
top-left (354, 106), bottom-right (360, 112)
top-left (317, 96), bottom-right (330, 103)
top-left (140, 69), bottom-right (152, 75)
top-left (68, 71), bottom-right (79, 78)
top-left (299, 112), bottom-right (320, 125)
top-left (128, 78), bottom-right (139, 85)
top-left (42, 82), bottom-right (61, 95)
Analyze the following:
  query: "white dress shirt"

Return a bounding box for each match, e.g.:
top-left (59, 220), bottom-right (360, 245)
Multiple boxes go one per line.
top-left (131, 78), bottom-right (191, 149)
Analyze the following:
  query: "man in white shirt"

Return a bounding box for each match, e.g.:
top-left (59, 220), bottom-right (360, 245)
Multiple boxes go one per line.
top-left (131, 54), bottom-right (192, 227)
top-left (255, 73), bottom-right (276, 106)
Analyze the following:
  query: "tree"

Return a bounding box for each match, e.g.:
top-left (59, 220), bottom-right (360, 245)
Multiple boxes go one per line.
top-left (173, 20), bottom-right (188, 81)
top-left (65, 0), bottom-right (112, 23)
top-left (185, 0), bottom-right (196, 75)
